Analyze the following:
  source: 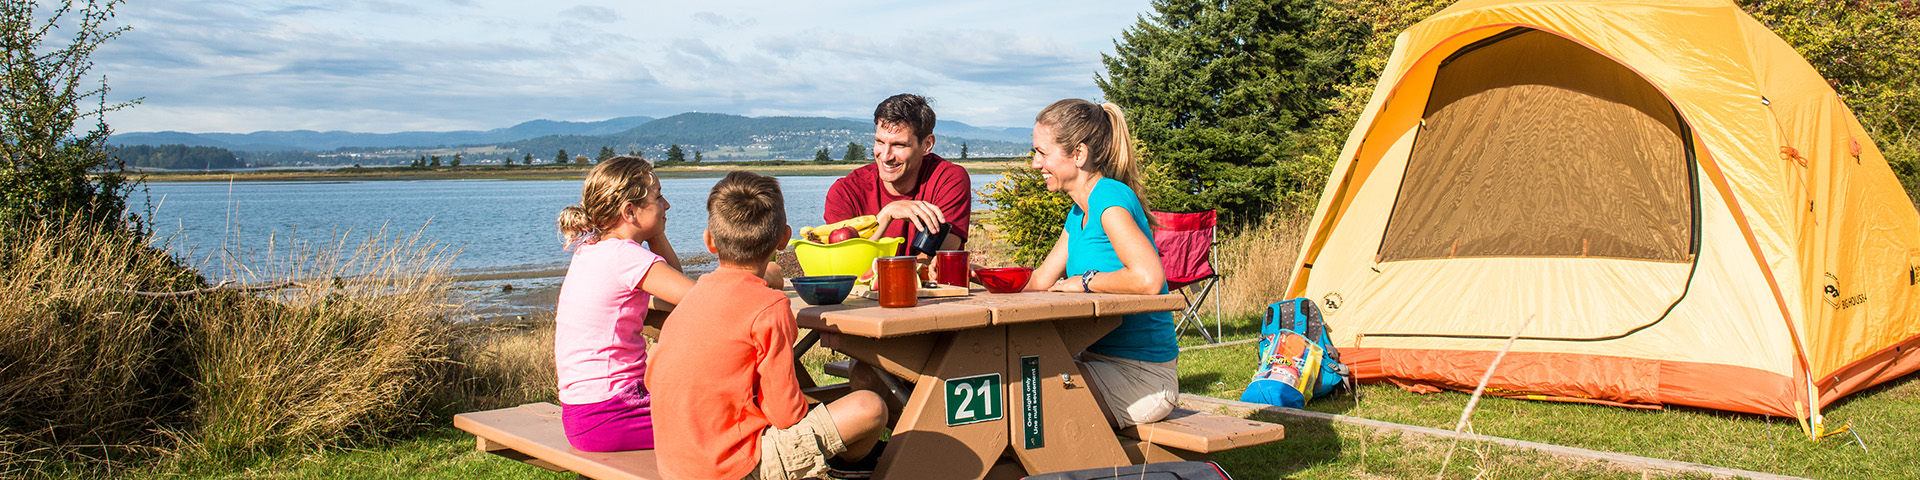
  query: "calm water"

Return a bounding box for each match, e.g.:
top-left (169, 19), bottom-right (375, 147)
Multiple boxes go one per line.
top-left (144, 174), bottom-right (1004, 284)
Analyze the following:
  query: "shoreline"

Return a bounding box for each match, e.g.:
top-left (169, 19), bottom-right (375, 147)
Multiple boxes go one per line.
top-left (134, 158), bottom-right (1026, 183)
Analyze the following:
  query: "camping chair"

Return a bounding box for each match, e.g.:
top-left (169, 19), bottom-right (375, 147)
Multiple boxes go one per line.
top-left (1152, 210), bottom-right (1222, 343)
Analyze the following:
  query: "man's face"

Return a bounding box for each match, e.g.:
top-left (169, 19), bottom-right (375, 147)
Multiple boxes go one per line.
top-left (873, 121), bottom-right (931, 186)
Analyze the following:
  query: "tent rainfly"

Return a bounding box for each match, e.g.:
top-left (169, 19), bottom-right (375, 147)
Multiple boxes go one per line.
top-left (1287, 0), bottom-right (1920, 438)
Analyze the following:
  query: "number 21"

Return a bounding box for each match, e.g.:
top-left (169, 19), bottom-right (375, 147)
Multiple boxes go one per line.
top-left (954, 381), bottom-right (993, 419)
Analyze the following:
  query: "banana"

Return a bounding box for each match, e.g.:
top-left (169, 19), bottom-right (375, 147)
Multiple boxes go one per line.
top-left (803, 215), bottom-right (880, 243)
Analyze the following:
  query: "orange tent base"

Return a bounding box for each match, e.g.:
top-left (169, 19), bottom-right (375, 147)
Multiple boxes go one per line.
top-left (1352, 348), bottom-right (1801, 418)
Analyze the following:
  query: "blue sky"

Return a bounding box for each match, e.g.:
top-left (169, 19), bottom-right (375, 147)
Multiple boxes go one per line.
top-left (97, 1), bottom-right (1156, 134)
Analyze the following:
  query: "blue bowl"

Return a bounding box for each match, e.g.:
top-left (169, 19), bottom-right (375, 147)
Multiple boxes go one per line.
top-left (791, 275), bottom-right (857, 305)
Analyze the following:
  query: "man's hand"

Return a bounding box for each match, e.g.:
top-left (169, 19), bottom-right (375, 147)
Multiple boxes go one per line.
top-left (874, 199), bottom-right (946, 237)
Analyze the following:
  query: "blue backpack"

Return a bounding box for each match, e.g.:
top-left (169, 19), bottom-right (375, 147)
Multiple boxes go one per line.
top-left (1240, 298), bottom-right (1350, 408)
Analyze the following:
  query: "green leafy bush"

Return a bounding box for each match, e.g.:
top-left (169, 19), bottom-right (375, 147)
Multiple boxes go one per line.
top-left (978, 164), bottom-right (1070, 266)
top-left (0, 0), bottom-right (139, 236)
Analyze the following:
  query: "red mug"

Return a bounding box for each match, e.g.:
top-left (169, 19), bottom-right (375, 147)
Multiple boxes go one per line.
top-left (934, 250), bottom-right (969, 287)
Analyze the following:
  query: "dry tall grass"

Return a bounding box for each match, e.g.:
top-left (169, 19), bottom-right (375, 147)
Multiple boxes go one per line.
top-left (0, 221), bottom-right (203, 473)
top-left (172, 228), bottom-right (459, 469)
top-left (1201, 210), bottom-right (1313, 320)
top-left (0, 222), bottom-right (461, 476)
top-left (440, 316), bottom-right (559, 411)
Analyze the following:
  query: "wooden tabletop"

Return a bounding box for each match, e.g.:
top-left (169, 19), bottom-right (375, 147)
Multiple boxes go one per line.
top-left (789, 288), bottom-right (1187, 338)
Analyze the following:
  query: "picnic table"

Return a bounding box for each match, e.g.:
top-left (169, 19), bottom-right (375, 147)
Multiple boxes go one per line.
top-left (455, 284), bottom-right (1283, 480)
top-left (792, 288), bottom-right (1187, 479)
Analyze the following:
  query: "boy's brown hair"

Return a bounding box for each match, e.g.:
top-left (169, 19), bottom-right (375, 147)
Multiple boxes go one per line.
top-left (706, 171), bottom-right (787, 264)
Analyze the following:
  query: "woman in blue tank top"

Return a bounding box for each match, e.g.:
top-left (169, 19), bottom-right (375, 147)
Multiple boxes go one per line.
top-left (1021, 99), bottom-right (1177, 428)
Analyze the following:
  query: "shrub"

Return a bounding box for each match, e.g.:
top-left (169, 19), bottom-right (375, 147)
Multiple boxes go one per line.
top-left (977, 163), bottom-right (1069, 266)
top-left (0, 220), bottom-right (201, 473)
top-left (0, 0), bottom-right (140, 235)
top-left (170, 229), bottom-right (457, 470)
top-left (0, 223), bottom-right (459, 476)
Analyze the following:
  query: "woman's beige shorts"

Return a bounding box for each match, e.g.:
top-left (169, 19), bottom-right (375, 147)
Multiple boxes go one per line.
top-left (1079, 350), bottom-right (1180, 428)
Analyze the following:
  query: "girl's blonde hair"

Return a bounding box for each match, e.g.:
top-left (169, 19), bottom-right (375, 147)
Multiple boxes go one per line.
top-left (1037, 99), bottom-right (1156, 227)
top-left (557, 156), bottom-right (658, 247)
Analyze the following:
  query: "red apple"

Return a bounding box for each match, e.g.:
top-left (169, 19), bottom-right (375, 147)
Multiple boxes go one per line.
top-left (827, 226), bottom-right (860, 243)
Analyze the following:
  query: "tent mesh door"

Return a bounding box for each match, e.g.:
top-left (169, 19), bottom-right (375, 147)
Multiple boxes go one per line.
top-left (1380, 29), bottom-right (1694, 263)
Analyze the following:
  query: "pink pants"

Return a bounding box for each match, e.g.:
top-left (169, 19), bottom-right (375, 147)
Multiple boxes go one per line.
top-left (561, 382), bottom-right (654, 451)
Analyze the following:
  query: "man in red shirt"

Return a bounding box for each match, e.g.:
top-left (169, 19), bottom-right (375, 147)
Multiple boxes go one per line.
top-left (824, 93), bottom-right (971, 256)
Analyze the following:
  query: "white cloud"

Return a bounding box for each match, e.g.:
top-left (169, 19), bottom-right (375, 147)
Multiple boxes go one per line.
top-left (559, 5), bottom-right (621, 23)
top-left (97, 0), bottom-right (1153, 133)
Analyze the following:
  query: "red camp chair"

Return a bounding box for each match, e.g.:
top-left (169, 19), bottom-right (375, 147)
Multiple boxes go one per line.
top-left (1152, 210), bottom-right (1222, 343)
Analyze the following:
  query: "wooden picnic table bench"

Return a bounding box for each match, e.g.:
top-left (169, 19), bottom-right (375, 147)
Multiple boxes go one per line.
top-left (453, 289), bottom-right (1284, 479)
top-left (454, 402), bottom-right (658, 480)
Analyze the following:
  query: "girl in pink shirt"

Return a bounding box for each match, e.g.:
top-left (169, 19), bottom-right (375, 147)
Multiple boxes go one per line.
top-left (552, 156), bottom-right (694, 452)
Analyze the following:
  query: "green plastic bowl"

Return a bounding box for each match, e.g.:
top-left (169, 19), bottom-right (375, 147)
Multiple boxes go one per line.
top-left (789, 236), bottom-right (905, 277)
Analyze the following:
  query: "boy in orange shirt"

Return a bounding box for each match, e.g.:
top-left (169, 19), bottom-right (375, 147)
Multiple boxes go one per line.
top-left (648, 171), bottom-right (888, 480)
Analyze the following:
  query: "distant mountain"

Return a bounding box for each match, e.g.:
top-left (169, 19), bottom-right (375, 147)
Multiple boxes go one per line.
top-left (110, 116), bottom-right (656, 152)
top-left (936, 120), bottom-right (1032, 144)
top-left (501, 112), bottom-right (1028, 161)
top-left (109, 113), bottom-right (1031, 166)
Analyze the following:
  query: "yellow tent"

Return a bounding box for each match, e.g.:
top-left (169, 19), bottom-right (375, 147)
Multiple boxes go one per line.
top-left (1287, 0), bottom-right (1920, 435)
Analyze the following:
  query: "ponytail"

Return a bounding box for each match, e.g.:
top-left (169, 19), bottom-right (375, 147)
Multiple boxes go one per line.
top-left (1037, 99), bottom-right (1157, 228)
top-left (557, 205), bottom-right (596, 247)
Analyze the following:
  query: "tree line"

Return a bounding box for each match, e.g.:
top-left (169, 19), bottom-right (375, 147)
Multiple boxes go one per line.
top-left (113, 144), bottom-right (247, 170)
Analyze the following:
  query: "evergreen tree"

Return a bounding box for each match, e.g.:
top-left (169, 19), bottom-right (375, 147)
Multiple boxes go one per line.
top-left (450, 153), bottom-right (462, 167)
top-left (523, 153), bottom-right (533, 165)
top-left (960, 142), bottom-right (969, 159)
top-left (666, 144), bottom-right (685, 163)
top-left (429, 155), bottom-right (441, 167)
top-left (555, 149), bottom-right (568, 164)
top-left (815, 147), bottom-right (831, 162)
top-left (843, 142), bottom-right (866, 162)
top-left (597, 146), bottom-right (616, 162)
top-left (1099, 0), bottom-right (1370, 223)
top-left (693, 150), bottom-right (701, 162)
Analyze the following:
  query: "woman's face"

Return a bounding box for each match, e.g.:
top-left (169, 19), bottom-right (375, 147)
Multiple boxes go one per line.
top-left (1030, 122), bottom-right (1082, 192)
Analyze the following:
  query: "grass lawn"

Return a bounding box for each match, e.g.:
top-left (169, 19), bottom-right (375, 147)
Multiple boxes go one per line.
top-left (1172, 314), bottom-right (1914, 480)
top-left (126, 312), bottom-right (1913, 480)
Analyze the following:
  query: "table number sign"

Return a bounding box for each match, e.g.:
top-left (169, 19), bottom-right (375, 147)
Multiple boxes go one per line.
top-left (944, 373), bottom-right (1003, 426)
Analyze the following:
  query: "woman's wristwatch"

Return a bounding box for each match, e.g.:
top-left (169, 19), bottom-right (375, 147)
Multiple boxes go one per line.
top-left (1081, 270), bottom-right (1099, 293)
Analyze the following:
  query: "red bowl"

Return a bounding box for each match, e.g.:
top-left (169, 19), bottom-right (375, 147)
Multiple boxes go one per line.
top-left (974, 267), bottom-right (1033, 294)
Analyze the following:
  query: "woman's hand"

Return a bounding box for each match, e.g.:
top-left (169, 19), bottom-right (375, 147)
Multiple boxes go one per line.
top-left (1047, 274), bottom-right (1085, 292)
top-left (1026, 230), bottom-right (1072, 292)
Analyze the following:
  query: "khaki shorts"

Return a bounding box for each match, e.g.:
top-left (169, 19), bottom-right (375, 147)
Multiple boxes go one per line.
top-left (1080, 351), bottom-right (1180, 428)
top-left (743, 406), bottom-right (846, 480)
